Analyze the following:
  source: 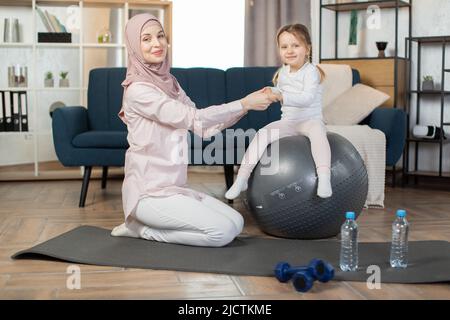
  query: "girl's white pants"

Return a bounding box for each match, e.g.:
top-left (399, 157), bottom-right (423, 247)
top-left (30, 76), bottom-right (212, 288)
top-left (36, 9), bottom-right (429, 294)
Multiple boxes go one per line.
top-left (238, 119), bottom-right (331, 179)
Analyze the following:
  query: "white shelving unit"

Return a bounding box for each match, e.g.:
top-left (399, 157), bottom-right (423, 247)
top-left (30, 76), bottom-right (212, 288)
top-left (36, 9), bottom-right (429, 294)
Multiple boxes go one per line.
top-left (0, 0), bottom-right (172, 178)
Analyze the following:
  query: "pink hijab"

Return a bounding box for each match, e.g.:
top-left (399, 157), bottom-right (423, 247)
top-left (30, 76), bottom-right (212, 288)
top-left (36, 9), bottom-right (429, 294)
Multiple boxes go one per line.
top-left (119, 13), bottom-right (180, 121)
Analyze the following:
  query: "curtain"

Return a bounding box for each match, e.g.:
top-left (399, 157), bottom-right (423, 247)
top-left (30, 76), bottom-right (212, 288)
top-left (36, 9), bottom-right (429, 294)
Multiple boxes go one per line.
top-left (244, 0), bottom-right (311, 66)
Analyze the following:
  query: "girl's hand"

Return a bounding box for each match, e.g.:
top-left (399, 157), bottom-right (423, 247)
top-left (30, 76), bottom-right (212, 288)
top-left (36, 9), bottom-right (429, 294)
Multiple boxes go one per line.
top-left (273, 92), bottom-right (283, 103)
top-left (241, 88), bottom-right (279, 112)
top-left (262, 87), bottom-right (283, 103)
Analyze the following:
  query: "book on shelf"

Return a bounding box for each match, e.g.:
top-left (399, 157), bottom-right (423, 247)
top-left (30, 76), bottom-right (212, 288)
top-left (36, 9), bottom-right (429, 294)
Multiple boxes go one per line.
top-left (1, 91), bottom-right (13, 131)
top-left (0, 90), bottom-right (29, 132)
top-left (20, 92), bottom-right (28, 132)
top-left (0, 91), bottom-right (5, 132)
top-left (56, 17), bottom-right (67, 33)
top-left (36, 6), bottom-right (68, 33)
top-left (36, 7), bottom-right (54, 32)
top-left (12, 91), bottom-right (20, 132)
top-left (46, 11), bottom-right (63, 33)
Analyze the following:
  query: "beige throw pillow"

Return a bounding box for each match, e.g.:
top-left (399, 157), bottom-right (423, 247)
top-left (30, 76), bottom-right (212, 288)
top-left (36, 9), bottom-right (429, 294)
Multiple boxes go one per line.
top-left (323, 84), bottom-right (390, 125)
top-left (318, 63), bottom-right (353, 107)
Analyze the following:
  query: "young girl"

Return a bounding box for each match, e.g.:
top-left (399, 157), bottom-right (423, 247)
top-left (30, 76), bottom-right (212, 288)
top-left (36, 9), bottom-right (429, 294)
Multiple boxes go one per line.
top-left (225, 24), bottom-right (332, 200)
top-left (111, 14), bottom-right (277, 247)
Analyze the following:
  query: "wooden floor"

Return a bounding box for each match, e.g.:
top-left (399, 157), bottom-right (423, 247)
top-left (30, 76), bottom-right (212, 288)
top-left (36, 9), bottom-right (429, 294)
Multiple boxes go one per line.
top-left (0, 171), bottom-right (449, 300)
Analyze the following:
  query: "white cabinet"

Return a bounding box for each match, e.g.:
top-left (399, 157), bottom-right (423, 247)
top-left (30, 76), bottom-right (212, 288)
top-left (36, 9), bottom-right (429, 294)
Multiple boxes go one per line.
top-left (0, 0), bottom-right (172, 179)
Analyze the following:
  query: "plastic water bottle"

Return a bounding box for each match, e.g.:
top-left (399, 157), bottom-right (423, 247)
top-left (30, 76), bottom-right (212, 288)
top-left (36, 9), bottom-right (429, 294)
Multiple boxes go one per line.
top-left (340, 212), bottom-right (359, 272)
top-left (390, 209), bottom-right (409, 268)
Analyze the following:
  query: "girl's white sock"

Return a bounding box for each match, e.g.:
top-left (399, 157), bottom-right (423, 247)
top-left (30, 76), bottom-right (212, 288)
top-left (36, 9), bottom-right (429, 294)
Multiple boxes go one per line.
top-left (225, 176), bottom-right (248, 200)
top-left (317, 173), bottom-right (332, 198)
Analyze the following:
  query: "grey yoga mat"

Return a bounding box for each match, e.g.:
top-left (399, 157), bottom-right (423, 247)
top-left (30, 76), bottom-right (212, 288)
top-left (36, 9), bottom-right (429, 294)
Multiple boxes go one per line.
top-left (12, 226), bottom-right (450, 284)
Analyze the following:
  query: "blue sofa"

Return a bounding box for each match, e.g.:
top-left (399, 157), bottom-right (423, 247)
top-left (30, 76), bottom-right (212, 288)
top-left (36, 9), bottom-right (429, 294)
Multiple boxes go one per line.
top-left (52, 67), bottom-right (406, 207)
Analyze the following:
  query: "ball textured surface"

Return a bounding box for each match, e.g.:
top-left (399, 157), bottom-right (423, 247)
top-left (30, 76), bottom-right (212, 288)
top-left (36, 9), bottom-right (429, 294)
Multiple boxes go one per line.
top-left (246, 133), bottom-right (368, 239)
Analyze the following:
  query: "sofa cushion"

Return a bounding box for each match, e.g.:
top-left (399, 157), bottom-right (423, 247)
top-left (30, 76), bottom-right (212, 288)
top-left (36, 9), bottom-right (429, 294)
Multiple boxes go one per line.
top-left (318, 64), bottom-right (354, 107)
top-left (367, 107), bottom-right (406, 166)
top-left (88, 68), bottom-right (127, 131)
top-left (351, 69), bottom-right (361, 86)
top-left (86, 67), bottom-right (226, 131)
top-left (72, 131), bottom-right (128, 149)
top-left (323, 84), bottom-right (390, 125)
top-left (171, 68), bottom-right (226, 108)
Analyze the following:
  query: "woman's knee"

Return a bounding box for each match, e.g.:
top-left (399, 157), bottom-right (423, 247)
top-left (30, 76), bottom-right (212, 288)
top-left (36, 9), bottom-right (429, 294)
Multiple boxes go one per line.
top-left (203, 196), bottom-right (244, 235)
top-left (206, 219), bottom-right (240, 247)
top-left (234, 214), bottom-right (244, 234)
top-left (226, 213), bottom-right (244, 238)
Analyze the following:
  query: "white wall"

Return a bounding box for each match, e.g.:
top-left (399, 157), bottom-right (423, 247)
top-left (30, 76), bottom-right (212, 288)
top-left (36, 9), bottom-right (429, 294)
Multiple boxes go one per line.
top-left (311, 0), bottom-right (450, 172)
top-left (171, 0), bottom-right (245, 70)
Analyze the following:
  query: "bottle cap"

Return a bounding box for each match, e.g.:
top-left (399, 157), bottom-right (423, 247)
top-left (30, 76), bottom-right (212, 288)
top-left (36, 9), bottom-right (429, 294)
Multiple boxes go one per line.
top-left (396, 209), bottom-right (406, 218)
top-left (346, 212), bottom-right (355, 220)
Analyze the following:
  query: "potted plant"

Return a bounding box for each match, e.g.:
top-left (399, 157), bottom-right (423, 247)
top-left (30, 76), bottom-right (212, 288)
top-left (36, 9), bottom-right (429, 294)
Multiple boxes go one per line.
top-left (44, 71), bottom-right (54, 87)
top-left (97, 27), bottom-right (112, 43)
top-left (59, 71), bottom-right (69, 87)
top-left (422, 76), bottom-right (434, 91)
top-left (348, 10), bottom-right (358, 57)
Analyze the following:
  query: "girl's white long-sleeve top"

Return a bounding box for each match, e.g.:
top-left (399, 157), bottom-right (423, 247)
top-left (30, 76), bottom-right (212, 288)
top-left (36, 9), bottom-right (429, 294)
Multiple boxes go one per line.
top-left (276, 62), bottom-right (324, 122)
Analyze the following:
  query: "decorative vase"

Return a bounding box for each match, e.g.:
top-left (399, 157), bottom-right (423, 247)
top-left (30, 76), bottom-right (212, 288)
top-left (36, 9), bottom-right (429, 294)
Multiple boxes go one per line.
top-left (422, 80), bottom-right (434, 91)
top-left (376, 41), bottom-right (388, 58)
top-left (348, 44), bottom-right (359, 58)
top-left (3, 18), bottom-right (20, 43)
top-left (44, 79), bottom-right (54, 87)
top-left (9, 65), bottom-right (27, 87)
top-left (59, 78), bottom-right (69, 87)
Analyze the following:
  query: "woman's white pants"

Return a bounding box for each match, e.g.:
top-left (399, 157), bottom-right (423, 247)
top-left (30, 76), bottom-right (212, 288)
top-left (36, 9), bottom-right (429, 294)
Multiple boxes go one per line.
top-left (134, 193), bottom-right (244, 247)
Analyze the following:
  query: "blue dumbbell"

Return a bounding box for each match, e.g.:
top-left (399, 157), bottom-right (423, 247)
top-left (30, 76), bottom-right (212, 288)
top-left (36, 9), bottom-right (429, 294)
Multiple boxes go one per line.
top-left (274, 259), bottom-right (335, 293)
top-left (291, 271), bottom-right (315, 293)
top-left (275, 259), bottom-right (334, 283)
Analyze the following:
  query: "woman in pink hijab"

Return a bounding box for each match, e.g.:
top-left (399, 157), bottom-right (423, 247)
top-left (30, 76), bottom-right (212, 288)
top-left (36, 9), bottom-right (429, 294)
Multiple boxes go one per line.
top-left (111, 13), bottom-right (277, 247)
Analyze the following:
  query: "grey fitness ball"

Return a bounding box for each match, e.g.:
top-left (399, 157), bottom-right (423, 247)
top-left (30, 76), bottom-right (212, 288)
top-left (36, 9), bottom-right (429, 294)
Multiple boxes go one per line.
top-left (246, 133), bottom-right (368, 240)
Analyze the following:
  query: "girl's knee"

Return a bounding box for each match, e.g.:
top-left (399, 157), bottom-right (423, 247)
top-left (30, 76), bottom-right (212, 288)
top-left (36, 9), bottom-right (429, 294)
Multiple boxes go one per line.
top-left (307, 122), bottom-right (327, 139)
top-left (260, 121), bottom-right (286, 138)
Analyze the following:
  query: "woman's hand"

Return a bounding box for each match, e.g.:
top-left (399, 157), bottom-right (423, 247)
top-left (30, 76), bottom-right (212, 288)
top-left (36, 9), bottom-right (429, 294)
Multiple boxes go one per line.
top-left (240, 88), bottom-right (280, 112)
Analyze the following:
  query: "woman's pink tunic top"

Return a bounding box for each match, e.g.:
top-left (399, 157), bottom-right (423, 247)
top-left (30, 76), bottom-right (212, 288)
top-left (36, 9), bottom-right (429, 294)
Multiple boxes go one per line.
top-left (119, 82), bottom-right (247, 221)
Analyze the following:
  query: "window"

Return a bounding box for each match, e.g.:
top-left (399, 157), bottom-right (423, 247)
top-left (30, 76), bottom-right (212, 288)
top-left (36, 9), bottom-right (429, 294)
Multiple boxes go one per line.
top-left (172, 0), bottom-right (245, 70)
